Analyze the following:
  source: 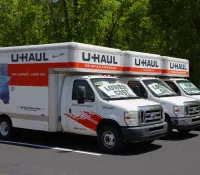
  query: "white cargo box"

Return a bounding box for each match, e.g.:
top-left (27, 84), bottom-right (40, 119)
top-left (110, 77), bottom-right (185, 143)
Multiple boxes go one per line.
top-left (121, 51), bottom-right (162, 76)
top-left (161, 56), bottom-right (189, 77)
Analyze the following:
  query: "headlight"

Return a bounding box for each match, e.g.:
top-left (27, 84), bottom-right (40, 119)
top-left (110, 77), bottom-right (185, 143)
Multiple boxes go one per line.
top-left (174, 106), bottom-right (185, 117)
top-left (124, 111), bottom-right (139, 126)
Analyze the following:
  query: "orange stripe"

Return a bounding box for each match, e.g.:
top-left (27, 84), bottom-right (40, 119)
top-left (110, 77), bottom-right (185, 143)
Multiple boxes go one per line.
top-left (81, 111), bottom-right (103, 123)
top-left (8, 61), bottom-right (190, 87)
top-left (78, 63), bottom-right (122, 71)
top-left (162, 69), bottom-right (189, 75)
top-left (123, 67), bottom-right (162, 73)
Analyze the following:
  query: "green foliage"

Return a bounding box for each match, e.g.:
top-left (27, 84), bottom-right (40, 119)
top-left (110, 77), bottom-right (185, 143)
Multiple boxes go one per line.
top-left (0, 0), bottom-right (199, 84)
top-left (149, 0), bottom-right (200, 84)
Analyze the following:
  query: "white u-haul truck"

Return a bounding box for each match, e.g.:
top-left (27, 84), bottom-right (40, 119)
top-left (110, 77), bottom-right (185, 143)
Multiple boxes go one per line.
top-left (161, 56), bottom-right (200, 101)
top-left (120, 51), bottom-right (200, 136)
top-left (0, 42), bottom-right (167, 153)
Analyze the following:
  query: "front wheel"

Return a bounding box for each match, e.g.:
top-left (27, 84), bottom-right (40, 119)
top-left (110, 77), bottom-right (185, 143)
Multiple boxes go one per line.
top-left (97, 125), bottom-right (123, 153)
top-left (0, 117), bottom-right (13, 140)
top-left (165, 117), bottom-right (173, 137)
top-left (177, 129), bottom-right (191, 135)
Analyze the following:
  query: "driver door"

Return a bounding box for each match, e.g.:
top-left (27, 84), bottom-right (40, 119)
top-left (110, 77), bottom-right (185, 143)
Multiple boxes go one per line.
top-left (66, 79), bottom-right (97, 135)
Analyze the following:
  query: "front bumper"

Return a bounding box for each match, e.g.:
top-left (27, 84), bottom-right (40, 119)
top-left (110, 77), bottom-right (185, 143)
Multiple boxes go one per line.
top-left (121, 122), bottom-right (167, 142)
top-left (171, 115), bottom-right (200, 129)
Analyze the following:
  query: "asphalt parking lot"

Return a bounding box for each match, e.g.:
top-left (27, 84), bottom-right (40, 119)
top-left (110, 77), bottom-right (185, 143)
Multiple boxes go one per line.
top-left (1, 129), bottom-right (200, 175)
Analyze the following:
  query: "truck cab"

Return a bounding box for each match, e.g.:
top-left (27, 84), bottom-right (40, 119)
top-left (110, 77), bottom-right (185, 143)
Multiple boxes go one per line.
top-left (59, 74), bottom-right (167, 153)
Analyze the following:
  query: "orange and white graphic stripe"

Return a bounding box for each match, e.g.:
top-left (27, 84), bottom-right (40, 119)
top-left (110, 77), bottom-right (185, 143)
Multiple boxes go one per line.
top-left (123, 67), bottom-right (162, 73)
top-left (162, 69), bottom-right (189, 76)
top-left (8, 62), bottom-right (164, 86)
top-left (64, 111), bottom-right (103, 132)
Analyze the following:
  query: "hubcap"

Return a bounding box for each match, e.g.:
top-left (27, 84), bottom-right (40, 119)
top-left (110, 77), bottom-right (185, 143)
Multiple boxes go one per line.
top-left (102, 131), bottom-right (116, 148)
top-left (0, 121), bottom-right (9, 136)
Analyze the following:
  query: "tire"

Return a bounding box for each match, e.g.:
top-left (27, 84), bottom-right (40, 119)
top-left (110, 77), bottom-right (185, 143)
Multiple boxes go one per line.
top-left (0, 117), bottom-right (13, 140)
top-left (165, 117), bottom-right (173, 137)
top-left (177, 129), bottom-right (191, 135)
top-left (97, 125), bottom-right (123, 153)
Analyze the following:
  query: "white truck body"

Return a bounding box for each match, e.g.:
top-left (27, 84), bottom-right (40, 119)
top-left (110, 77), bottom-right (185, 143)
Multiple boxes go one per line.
top-left (161, 56), bottom-right (200, 101)
top-left (120, 51), bottom-right (200, 134)
top-left (0, 42), bottom-right (167, 152)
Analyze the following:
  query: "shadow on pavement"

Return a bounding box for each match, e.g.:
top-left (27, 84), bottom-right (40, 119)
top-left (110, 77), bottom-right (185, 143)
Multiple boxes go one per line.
top-left (193, 128), bottom-right (200, 131)
top-left (0, 128), bottom-right (162, 156)
top-left (116, 143), bottom-right (162, 156)
top-left (159, 132), bottom-right (198, 141)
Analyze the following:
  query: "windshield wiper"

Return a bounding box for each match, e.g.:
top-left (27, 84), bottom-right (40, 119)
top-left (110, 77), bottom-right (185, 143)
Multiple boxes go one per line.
top-left (159, 94), bottom-right (178, 97)
top-left (190, 93), bottom-right (200, 95)
top-left (120, 96), bottom-right (140, 100)
top-left (104, 96), bottom-right (140, 101)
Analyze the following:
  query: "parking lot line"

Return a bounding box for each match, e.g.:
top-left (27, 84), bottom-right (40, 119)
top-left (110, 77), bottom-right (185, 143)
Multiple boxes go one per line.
top-left (0, 140), bottom-right (102, 156)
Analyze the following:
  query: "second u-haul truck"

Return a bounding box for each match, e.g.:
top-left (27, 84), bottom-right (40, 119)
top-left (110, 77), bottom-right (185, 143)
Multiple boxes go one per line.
top-left (120, 51), bottom-right (200, 136)
top-left (0, 42), bottom-right (167, 153)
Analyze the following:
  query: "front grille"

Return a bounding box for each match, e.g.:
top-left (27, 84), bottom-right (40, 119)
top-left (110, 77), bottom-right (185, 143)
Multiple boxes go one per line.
top-left (139, 105), bottom-right (163, 125)
top-left (149, 126), bottom-right (164, 132)
top-left (184, 101), bottom-right (200, 117)
top-left (192, 118), bottom-right (200, 122)
top-left (146, 118), bottom-right (161, 123)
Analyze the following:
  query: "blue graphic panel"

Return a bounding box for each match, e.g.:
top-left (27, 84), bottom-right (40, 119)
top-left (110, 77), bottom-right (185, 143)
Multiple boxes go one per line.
top-left (0, 64), bottom-right (11, 104)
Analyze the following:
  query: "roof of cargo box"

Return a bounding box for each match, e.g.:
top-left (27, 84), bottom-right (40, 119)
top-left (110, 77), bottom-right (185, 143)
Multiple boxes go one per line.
top-left (122, 50), bottom-right (160, 58)
top-left (162, 56), bottom-right (189, 63)
top-left (121, 50), bottom-right (163, 76)
top-left (161, 56), bottom-right (189, 78)
top-left (0, 42), bottom-right (121, 54)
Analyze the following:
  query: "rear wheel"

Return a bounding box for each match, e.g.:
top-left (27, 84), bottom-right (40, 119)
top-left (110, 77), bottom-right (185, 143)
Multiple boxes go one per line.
top-left (0, 117), bottom-right (13, 140)
top-left (97, 125), bottom-right (123, 153)
top-left (177, 129), bottom-right (191, 135)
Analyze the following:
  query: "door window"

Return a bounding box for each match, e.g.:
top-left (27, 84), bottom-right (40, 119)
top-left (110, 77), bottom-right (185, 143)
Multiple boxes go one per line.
top-left (164, 81), bottom-right (181, 95)
top-left (128, 81), bottom-right (148, 98)
top-left (72, 80), bottom-right (95, 101)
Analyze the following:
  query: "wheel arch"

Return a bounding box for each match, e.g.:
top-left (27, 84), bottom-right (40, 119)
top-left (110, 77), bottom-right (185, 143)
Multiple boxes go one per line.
top-left (96, 119), bottom-right (120, 134)
top-left (0, 113), bottom-right (13, 126)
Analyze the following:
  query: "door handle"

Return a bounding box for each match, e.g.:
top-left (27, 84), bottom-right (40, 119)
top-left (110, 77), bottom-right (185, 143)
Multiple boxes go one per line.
top-left (69, 108), bottom-right (71, 113)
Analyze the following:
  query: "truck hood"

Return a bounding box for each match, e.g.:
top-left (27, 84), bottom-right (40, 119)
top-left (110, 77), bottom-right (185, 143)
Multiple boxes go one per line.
top-left (106, 98), bottom-right (160, 111)
top-left (159, 96), bottom-right (198, 106)
top-left (188, 95), bottom-right (200, 101)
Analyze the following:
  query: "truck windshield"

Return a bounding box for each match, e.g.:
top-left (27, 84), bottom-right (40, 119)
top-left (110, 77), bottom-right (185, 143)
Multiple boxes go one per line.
top-left (143, 79), bottom-right (177, 97)
top-left (177, 80), bottom-right (200, 95)
top-left (90, 78), bottom-right (140, 100)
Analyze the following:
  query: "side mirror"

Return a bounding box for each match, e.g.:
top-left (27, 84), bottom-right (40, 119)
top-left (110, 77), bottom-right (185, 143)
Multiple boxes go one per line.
top-left (177, 91), bottom-right (181, 96)
top-left (77, 86), bottom-right (86, 104)
top-left (134, 86), bottom-right (140, 96)
top-left (143, 92), bottom-right (148, 99)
